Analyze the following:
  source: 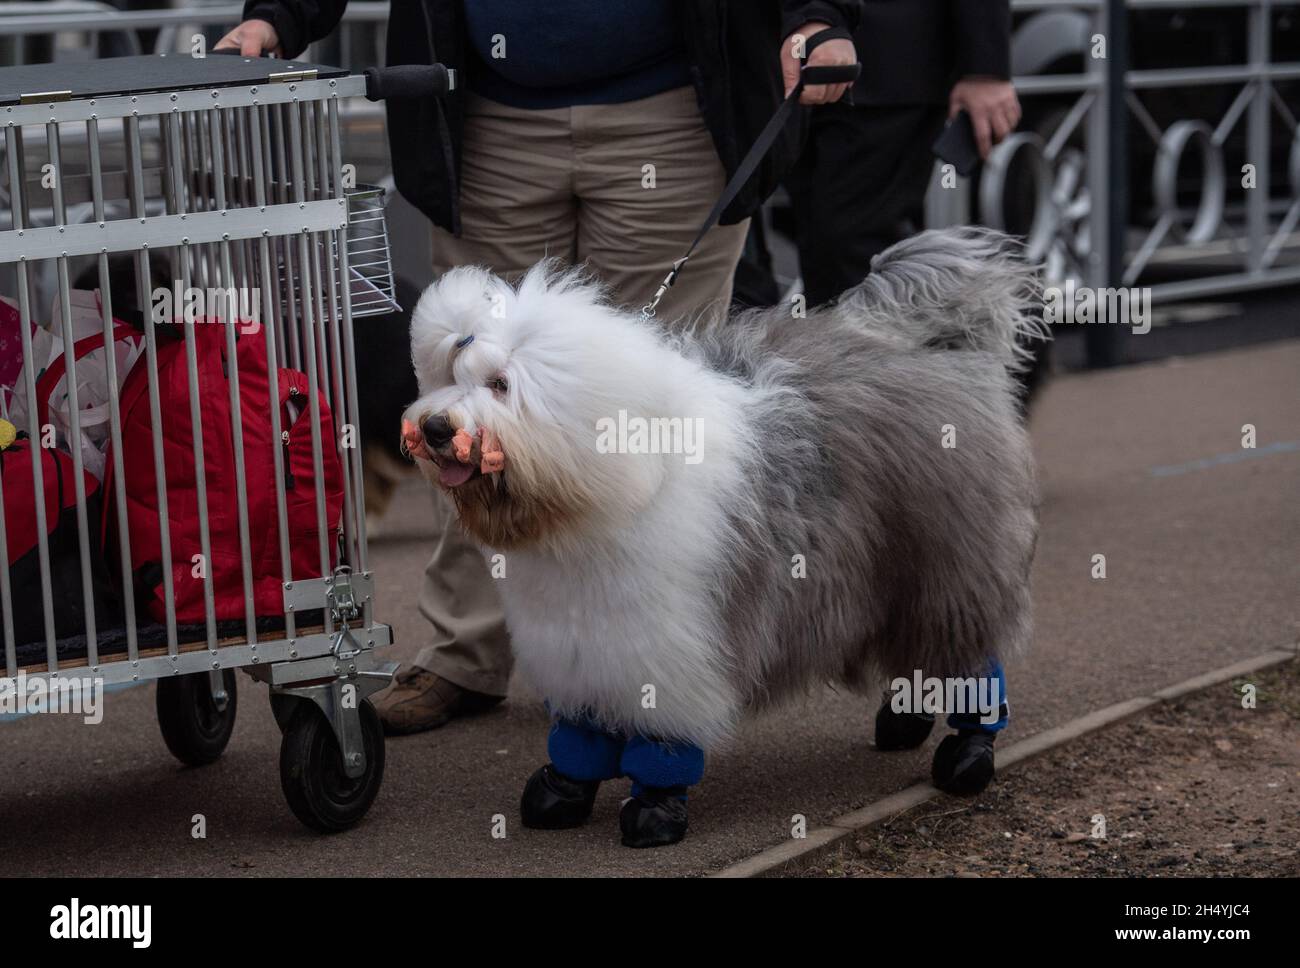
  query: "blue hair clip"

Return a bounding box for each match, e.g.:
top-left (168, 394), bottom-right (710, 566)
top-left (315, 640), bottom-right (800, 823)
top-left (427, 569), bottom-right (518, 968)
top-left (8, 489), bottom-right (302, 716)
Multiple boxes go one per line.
top-left (455, 334), bottom-right (475, 349)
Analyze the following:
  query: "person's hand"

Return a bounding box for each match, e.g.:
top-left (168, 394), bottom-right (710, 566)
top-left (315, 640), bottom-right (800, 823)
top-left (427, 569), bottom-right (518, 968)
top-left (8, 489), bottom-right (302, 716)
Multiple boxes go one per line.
top-left (781, 22), bottom-right (856, 105)
top-left (214, 18), bottom-right (283, 58)
top-left (949, 77), bottom-right (1021, 159)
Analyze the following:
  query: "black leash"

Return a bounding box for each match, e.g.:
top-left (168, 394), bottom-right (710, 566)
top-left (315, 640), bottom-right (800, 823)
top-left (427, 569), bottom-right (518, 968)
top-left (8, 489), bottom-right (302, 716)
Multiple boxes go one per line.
top-left (640, 27), bottom-right (860, 320)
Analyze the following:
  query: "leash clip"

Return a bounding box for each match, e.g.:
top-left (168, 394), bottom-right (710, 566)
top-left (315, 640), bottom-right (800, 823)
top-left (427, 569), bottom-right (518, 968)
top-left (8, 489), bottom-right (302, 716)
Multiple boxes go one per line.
top-left (640, 259), bottom-right (687, 321)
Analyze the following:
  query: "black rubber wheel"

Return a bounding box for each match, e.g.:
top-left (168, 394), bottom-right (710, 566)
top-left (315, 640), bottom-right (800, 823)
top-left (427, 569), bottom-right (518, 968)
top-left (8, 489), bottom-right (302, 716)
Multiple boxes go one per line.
top-left (156, 670), bottom-right (238, 767)
top-left (279, 698), bottom-right (385, 833)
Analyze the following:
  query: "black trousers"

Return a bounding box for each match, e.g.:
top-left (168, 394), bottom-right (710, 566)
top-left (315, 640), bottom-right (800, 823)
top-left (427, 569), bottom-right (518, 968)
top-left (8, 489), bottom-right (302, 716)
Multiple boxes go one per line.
top-left (786, 102), bottom-right (947, 308)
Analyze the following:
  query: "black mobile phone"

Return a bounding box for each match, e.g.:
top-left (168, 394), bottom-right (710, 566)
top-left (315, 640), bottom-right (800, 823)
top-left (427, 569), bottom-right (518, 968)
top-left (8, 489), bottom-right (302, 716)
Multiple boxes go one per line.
top-left (932, 110), bottom-right (981, 177)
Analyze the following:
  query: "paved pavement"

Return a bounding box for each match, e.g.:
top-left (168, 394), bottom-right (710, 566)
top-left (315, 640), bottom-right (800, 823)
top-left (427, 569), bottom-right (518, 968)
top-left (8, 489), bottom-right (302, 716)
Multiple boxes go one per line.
top-left (1, 339), bottom-right (1296, 877)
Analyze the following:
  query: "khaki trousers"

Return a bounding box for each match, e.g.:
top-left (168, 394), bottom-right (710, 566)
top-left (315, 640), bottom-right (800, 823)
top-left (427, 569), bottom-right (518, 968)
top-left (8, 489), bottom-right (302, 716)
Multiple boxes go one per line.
top-left (414, 86), bottom-right (749, 695)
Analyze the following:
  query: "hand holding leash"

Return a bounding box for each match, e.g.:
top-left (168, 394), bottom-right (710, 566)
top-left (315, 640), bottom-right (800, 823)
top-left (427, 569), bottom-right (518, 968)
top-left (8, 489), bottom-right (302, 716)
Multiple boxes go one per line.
top-left (641, 32), bottom-right (860, 320)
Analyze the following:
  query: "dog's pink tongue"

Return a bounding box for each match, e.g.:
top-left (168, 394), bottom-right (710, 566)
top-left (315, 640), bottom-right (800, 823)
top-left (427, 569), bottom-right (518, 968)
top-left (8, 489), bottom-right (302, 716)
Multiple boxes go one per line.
top-left (438, 460), bottom-right (476, 488)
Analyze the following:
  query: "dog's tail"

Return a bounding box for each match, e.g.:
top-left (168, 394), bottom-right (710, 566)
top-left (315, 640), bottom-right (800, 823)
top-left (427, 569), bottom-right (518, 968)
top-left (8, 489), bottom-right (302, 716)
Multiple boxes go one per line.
top-left (836, 226), bottom-right (1048, 369)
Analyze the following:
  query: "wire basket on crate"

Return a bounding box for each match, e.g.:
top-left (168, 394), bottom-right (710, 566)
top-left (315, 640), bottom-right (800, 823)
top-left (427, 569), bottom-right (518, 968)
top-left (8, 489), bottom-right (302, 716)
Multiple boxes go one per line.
top-left (0, 53), bottom-right (455, 831)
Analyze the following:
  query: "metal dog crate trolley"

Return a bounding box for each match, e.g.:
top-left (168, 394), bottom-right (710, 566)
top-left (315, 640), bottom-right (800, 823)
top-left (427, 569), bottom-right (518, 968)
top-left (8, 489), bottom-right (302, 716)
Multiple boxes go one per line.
top-left (0, 53), bottom-right (452, 831)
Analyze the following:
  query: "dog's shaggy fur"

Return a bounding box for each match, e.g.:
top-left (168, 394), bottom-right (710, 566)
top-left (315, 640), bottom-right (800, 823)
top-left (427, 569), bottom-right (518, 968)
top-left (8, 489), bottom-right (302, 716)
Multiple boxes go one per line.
top-left (403, 227), bottom-right (1044, 749)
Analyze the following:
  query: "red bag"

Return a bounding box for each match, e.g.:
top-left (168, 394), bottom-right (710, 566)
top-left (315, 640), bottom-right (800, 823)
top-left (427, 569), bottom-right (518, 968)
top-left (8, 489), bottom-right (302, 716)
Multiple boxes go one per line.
top-left (41, 323), bottom-right (345, 625)
top-left (0, 435), bottom-right (119, 647)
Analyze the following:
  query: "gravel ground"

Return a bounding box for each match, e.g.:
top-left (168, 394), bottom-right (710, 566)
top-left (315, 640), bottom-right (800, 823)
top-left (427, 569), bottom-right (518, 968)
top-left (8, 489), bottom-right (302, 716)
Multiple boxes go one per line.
top-left (799, 662), bottom-right (1300, 878)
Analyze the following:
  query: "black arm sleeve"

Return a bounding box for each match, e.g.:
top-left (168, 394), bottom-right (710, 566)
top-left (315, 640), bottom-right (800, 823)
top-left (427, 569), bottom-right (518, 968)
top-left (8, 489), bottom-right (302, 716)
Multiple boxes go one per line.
top-left (950, 0), bottom-right (1012, 79)
top-left (780, 0), bottom-right (863, 41)
top-left (242, 0), bottom-right (349, 60)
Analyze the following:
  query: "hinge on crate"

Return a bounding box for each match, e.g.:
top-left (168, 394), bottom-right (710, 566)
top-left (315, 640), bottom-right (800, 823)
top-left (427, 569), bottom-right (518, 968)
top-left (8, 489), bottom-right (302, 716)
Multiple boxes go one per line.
top-left (282, 567), bottom-right (373, 626)
top-left (19, 90), bottom-right (72, 104)
top-left (269, 68), bottom-right (319, 84)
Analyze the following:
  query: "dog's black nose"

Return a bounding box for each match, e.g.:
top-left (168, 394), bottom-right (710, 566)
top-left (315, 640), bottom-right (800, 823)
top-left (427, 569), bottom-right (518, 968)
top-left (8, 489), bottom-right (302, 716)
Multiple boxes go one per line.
top-left (422, 413), bottom-right (455, 449)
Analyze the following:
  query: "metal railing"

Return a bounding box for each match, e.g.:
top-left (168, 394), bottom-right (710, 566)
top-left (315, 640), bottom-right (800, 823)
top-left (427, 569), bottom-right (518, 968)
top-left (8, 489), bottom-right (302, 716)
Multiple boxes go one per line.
top-left (973, 0), bottom-right (1300, 363)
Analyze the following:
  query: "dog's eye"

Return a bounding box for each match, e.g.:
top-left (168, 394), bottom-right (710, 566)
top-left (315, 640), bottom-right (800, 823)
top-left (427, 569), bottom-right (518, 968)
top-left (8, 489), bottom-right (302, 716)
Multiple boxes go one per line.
top-left (487, 375), bottom-right (509, 394)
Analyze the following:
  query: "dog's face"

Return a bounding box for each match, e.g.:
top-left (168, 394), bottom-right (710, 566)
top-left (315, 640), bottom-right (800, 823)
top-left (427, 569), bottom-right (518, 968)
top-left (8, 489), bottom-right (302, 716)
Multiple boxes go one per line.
top-left (402, 263), bottom-right (672, 549)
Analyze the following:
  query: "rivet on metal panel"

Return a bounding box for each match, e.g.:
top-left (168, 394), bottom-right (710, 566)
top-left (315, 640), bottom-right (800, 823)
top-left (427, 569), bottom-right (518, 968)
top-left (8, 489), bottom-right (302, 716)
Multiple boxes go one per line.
top-left (284, 582), bottom-right (292, 590)
top-left (170, 94), bottom-right (177, 101)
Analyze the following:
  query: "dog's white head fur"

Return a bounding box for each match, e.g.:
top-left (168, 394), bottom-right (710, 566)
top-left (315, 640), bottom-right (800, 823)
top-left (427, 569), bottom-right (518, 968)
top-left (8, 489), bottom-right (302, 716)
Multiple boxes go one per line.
top-left (404, 262), bottom-right (703, 549)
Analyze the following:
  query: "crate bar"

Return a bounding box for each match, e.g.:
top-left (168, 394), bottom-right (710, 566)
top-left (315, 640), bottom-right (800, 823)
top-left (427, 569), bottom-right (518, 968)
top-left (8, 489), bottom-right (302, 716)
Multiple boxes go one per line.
top-left (0, 198), bottom-right (345, 264)
top-left (307, 102), bottom-right (332, 414)
top-left (0, 397), bottom-right (11, 674)
top-left (317, 100), bottom-right (356, 568)
top-left (0, 75), bottom-right (367, 127)
top-left (164, 110), bottom-right (219, 651)
top-left (329, 98), bottom-right (370, 600)
top-left (253, 104), bottom-right (287, 369)
top-left (248, 103), bottom-right (297, 641)
top-left (208, 105), bottom-right (259, 645)
top-left (125, 112), bottom-right (178, 651)
top-left (3, 230), bottom-right (56, 655)
top-left (47, 118), bottom-right (100, 669)
top-left (286, 99), bottom-right (333, 636)
top-left (272, 104), bottom-right (302, 371)
top-left (16, 622), bottom-right (394, 690)
top-left (87, 113), bottom-right (139, 662)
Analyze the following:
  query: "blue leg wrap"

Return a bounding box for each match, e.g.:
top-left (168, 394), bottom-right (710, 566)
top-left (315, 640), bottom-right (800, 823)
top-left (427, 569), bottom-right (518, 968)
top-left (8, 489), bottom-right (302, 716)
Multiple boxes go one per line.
top-left (621, 735), bottom-right (705, 798)
top-left (547, 716), bottom-right (624, 782)
top-left (946, 659), bottom-right (1009, 734)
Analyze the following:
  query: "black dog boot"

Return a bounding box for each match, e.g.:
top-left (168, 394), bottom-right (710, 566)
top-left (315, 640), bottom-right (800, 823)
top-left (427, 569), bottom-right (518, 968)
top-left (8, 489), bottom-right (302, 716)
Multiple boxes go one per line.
top-left (520, 764), bottom-right (600, 829)
top-left (874, 700), bottom-right (936, 751)
top-left (619, 787), bottom-right (689, 848)
top-left (931, 730), bottom-right (996, 795)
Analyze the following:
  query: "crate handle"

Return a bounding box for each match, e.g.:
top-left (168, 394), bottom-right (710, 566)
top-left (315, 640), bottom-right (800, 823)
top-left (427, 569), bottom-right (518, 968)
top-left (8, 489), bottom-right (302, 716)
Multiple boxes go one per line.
top-left (363, 64), bottom-right (456, 102)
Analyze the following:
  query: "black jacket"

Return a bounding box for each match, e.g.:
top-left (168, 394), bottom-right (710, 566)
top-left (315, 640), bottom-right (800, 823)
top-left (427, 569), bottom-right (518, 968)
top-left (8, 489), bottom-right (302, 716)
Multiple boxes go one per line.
top-left (244, 0), bottom-right (862, 233)
top-left (854, 0), bottom-right (1011, 106)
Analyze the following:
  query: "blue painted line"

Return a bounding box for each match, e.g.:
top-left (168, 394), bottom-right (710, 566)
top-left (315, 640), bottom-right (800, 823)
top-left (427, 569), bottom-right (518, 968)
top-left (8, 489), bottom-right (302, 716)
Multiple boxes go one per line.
top-left (1149, 440), bottom-right (1300, 478)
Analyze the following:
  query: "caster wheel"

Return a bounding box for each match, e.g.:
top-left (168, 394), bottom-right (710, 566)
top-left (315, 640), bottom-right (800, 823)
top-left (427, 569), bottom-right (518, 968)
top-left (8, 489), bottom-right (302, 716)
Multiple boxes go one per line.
top-left (156, 670), bottom-right (238, 766)
top-left (279, 698), bottom-right (385, 833)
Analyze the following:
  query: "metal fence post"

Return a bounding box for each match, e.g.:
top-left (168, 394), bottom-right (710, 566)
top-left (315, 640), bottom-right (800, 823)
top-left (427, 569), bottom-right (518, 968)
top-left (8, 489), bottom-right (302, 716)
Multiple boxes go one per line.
top-left (1088, 0), bottom-right (1128, 368)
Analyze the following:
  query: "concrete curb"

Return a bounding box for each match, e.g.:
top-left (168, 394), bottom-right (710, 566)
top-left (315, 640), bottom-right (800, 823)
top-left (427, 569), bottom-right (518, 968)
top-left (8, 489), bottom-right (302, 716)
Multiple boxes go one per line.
top-left (709, 646), bottom-right (1298, 878)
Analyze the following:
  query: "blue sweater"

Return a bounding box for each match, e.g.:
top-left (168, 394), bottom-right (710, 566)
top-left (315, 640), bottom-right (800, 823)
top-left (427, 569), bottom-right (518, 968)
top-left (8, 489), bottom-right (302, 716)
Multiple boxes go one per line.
top-left (463, 0), bottom-right (692, 109)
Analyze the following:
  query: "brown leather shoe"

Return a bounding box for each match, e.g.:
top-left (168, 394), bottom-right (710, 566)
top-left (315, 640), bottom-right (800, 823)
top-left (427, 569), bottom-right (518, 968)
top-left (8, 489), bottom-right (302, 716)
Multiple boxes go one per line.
top-left (373, 666), bottom-right (504, 736)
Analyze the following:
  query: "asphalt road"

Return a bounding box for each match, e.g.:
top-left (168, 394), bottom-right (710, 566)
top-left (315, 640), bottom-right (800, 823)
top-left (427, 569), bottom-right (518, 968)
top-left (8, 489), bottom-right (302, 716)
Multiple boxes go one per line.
top-left (2, 338), bottom-right (1296, 877)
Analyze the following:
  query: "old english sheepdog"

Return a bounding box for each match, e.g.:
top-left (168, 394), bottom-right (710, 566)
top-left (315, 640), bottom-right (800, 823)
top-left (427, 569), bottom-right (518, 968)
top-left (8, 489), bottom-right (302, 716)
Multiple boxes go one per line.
top-left (401, 227), bottom-right (1044, 848)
